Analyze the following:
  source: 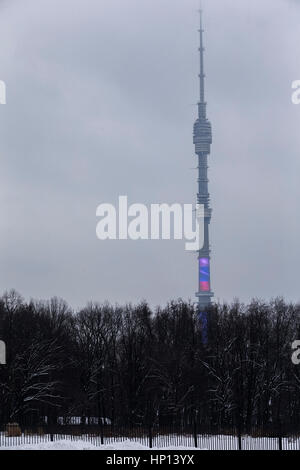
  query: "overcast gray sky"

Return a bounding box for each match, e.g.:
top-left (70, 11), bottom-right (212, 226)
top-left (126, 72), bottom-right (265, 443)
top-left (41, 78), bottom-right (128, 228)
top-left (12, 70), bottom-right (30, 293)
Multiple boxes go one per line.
top-left (0, 0), bottom-right (299, 309)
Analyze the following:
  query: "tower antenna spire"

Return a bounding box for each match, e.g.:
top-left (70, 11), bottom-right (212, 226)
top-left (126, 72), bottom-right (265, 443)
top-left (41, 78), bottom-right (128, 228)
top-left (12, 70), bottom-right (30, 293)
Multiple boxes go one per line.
top-left (199, 7), bottom-right (205, 104)
top-left (198, 7), bottom-right (207, 119)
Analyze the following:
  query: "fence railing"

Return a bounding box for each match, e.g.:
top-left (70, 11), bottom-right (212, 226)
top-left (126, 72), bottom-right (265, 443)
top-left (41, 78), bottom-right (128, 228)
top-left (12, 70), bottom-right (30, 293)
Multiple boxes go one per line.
top-left (0, 422), bottom-right (299, 450)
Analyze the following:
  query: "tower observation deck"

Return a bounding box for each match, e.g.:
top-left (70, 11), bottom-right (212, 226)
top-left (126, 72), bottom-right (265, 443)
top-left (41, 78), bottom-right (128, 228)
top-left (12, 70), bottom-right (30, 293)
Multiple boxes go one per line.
top-left (193, 10), bottom-right (214, 310)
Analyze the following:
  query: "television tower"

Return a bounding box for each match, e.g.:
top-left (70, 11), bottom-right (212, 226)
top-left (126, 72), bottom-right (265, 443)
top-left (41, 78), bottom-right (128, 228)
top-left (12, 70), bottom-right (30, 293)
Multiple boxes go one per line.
top-left (194, 9), bottom-right (214, 311)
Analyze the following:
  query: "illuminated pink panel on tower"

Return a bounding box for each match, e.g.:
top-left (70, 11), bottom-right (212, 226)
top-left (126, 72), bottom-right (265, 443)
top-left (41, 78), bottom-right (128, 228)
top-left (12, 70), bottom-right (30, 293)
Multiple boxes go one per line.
top-left (200, 281), bottom-right (210, 292)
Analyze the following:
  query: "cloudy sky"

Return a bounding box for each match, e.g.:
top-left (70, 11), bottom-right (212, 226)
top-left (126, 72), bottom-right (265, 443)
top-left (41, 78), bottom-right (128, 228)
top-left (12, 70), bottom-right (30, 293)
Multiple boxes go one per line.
top-left (0, 0), bottom-right (299, 309)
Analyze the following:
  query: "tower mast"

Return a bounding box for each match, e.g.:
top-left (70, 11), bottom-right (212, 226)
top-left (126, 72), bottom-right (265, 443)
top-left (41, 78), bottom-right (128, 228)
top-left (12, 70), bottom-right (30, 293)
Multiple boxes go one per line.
top-left (193, 9), bottom-right (213, 312)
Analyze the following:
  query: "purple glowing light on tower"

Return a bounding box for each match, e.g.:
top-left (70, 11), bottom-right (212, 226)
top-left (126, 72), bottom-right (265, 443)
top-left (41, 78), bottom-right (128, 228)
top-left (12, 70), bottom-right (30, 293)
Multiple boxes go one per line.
top-left (199, 258), bottom-right (209, 267)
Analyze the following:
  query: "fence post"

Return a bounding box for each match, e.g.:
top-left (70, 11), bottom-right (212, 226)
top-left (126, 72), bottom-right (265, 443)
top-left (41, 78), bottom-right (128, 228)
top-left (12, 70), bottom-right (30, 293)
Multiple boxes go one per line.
top-left (193, 415), bottom-right (198, 449)
top-left (278, 421), bottom-right (283, 451)
top-left (148, 424), bottom-right (153, 449)
top-left (49, 415), bottom-right (54, 442)
top-left (100, 418), bottom-right (104, 445)
top-left (237, 415), bottom-right (242, 451)
top-left (237, 431), bottom-right (242, 451)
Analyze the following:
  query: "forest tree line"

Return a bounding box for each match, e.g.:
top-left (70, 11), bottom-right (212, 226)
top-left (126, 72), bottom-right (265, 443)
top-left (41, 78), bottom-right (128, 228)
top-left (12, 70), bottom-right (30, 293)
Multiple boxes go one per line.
top-left (0, 289), bottom-right (300, 432)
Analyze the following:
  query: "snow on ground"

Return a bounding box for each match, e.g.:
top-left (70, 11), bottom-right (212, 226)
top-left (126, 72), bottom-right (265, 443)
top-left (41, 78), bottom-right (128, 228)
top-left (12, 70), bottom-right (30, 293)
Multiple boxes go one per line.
top-left (0, 439), bottom-right (200, 451)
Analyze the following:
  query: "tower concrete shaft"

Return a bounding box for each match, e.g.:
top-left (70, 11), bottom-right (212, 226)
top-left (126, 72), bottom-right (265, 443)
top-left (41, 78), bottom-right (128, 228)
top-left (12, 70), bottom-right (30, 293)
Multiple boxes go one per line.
top-left (193, 10), bottom-right (213, 310)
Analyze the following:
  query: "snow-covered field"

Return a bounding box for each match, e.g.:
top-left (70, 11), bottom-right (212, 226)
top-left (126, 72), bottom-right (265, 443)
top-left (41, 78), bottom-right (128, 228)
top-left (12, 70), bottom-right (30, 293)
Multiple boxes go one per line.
top-left (0, 434), bottom-right (299, 450)
top-left (0, 439), bottom-right (200, 451)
